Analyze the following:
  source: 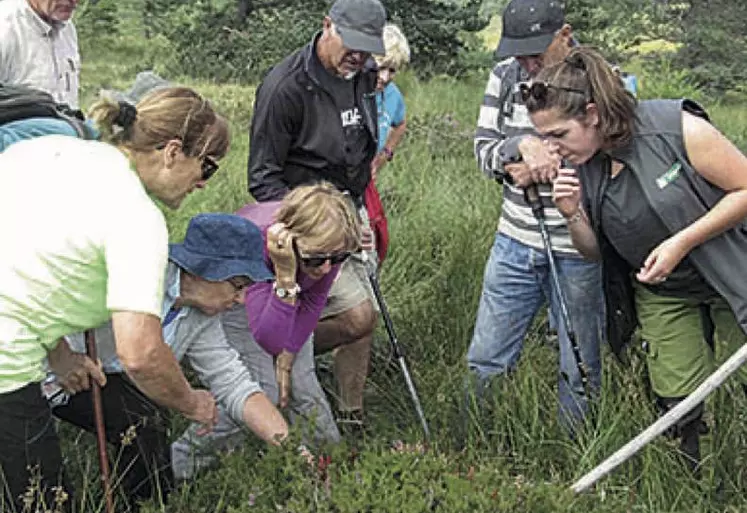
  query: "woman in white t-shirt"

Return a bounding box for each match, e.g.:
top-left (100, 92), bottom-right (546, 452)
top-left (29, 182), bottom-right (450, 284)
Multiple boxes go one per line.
top-left (0, 86), bottom-right (228, 512)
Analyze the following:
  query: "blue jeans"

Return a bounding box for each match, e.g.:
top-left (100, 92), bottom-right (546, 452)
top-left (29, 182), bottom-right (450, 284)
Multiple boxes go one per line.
top-left (467, 232), bottom-right (604, 426)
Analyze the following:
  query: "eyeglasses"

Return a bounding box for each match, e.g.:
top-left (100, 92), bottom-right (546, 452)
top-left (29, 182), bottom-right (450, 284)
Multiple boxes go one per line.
top-left (228, 277), bottom-right (252, 292)
top-left (292, 240), bottom-right (351, 268)
top-left (519, 81), bottom-right (587, 104)
top-left (155, 141), bottom-right (219, 182)
top-left (201, 155), bottom-right (219, 181)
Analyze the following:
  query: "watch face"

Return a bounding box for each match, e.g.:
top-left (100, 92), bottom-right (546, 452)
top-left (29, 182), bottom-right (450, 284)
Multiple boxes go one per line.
top-left (275, 287), bottom-right (287, 298)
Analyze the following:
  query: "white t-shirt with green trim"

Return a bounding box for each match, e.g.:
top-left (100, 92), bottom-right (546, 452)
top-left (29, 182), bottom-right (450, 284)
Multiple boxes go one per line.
top-left (0, 135), bottom-right (167, 394)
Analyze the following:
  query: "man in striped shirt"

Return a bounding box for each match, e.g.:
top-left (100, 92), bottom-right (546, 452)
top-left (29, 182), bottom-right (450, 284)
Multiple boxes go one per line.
top-left (466, 0), bottom-right (604, 429)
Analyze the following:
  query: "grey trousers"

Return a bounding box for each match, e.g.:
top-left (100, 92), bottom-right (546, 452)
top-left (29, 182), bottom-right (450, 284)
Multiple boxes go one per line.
top-left (171, 305), bottom-right (340, 480)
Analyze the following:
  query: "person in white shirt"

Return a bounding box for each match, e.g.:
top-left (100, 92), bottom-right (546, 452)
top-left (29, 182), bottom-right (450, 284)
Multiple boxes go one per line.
top-left (0, 0), bottom-right (81, 108)
top-left (0, 86), bottom-right (228, 512)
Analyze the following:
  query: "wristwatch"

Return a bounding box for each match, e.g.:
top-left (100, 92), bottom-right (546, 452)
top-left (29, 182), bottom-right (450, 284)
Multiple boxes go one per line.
top-left (382, 146), bottom-right (394, 161)
top-left (273, 281), bottom-right (301, 299)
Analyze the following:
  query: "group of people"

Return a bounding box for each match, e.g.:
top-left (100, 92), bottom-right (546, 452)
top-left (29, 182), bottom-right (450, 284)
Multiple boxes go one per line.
top-left (0, 0), bottom-right (411, 510)
top-left (2, 0), bottom-right (747, 510)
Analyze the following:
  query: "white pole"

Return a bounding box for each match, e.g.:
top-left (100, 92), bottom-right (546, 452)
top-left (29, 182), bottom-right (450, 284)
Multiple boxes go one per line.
top-left (572, 342), bottom-right (747, 493)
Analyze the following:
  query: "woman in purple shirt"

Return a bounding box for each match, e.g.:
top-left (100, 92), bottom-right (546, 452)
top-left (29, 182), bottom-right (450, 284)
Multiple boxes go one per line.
top-left (172, 183), bottom-right (361, 478)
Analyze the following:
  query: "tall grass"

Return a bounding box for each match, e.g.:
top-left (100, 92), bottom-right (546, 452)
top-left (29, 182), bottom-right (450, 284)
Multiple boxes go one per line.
top-left (44, 5), bottom-right (747, 512)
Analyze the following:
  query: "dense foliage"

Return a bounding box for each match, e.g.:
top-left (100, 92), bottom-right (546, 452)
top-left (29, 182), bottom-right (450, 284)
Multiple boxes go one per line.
top-left (133, 0), bottom-right (490, 82)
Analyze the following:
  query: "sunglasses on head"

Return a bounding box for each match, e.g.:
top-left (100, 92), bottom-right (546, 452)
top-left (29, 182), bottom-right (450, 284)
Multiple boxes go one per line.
top-left (519, 81), bottom-right (587, 104)
top-left (292, 240), bottom-right (351, 268)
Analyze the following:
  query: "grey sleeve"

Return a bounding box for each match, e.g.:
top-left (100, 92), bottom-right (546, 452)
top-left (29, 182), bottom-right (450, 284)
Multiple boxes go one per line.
top-left (474, 62), bottom-right (525, 181)
top-left (183, 315), bottom-right (264, 426)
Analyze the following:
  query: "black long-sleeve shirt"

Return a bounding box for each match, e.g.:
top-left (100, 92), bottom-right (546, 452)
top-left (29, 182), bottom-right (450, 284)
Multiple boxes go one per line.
top-left (248, 33), bottom-right (378, 202)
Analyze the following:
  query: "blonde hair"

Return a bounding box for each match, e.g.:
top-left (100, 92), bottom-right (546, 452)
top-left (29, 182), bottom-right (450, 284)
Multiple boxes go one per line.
top-left (275, 182), bottom-right (361, 253)
top-left (525, 47), bottom-right (637, 150)
top-left (88, 87), bottom-right (230, 159)
top-left (376, 24), bottom-right (411, 70)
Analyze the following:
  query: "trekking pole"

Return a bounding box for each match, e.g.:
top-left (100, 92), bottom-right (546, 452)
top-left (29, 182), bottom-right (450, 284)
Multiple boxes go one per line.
top-left (85, 329), bottom-right (114, 513)
top-left (524, 184), bottom-right (590, 398)
top-left (572, 341), bottom-right (747, 492)
top-left (362, 254), bottom-right (431, 440)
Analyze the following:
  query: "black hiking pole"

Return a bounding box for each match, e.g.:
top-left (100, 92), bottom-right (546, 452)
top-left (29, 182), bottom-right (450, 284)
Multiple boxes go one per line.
top-left (363, 255), bottom-right (431, 440)
top-left (524, 184), bottom-right (590, 398)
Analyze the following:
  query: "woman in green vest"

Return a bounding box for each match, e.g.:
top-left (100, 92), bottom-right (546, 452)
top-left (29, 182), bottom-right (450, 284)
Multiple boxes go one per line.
top-left (523, 46), bottom-right (747, 472)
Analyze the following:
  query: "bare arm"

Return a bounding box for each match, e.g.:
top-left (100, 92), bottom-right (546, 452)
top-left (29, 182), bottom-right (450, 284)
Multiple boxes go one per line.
top-left (566, 210), bottom-right (602, 261)
top-left (677, 112), bottom-right (747, 247)
top-left (112, 311), bottom-right (216, 428)
top-left (638, 112), bottom-right (747, 282)
top-left (241, 392), bottom-right (289, 445)
top-left (552, 168), bottom-right (601, 260)
top-left (383, 119), bottom-right (407, 154)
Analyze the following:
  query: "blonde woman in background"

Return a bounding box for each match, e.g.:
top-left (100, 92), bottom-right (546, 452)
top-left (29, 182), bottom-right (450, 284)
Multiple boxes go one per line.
top-left (370, 23), bottom-right (411, 180)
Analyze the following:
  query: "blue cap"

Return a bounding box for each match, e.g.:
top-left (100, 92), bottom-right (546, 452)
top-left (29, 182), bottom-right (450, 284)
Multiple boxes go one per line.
top-left (169, 213), bottom-right (274, 283)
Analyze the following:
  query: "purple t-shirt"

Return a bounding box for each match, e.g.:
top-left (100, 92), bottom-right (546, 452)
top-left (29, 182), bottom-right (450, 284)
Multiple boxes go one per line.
top-left (235, 201), bottom-right (340, 355)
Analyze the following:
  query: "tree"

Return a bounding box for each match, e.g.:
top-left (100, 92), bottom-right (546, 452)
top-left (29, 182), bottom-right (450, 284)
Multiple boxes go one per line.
top-left (674, 0), bottom-right (747, 93)
top-left (146, 0), bottom-right (490, 82)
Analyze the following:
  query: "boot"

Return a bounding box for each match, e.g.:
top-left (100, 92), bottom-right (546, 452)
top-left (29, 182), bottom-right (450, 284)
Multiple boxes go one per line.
top-left (678, 418), bottom-right (702, 478)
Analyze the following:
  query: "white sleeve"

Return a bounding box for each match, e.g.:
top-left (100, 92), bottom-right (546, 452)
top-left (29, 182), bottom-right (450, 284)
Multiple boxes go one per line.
top-left (104, 201), bottom-right (168, 318)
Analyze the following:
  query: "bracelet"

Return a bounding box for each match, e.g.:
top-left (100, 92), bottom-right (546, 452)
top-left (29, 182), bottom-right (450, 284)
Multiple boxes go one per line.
top-left (565, 210), bottom-right (584, 225)
top-left (382, 147), bottom-right (394, 161)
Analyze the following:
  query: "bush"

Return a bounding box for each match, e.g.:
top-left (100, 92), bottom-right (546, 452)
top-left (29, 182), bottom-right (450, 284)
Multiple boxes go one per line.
top-left (145, 0), bottom-right (490, 83)
top-left (673, 0), bottom-right (747, 94)
top-left (74, 0), bottom-right (120, 45)
top-left (637, 56), bottom-right (704, 102)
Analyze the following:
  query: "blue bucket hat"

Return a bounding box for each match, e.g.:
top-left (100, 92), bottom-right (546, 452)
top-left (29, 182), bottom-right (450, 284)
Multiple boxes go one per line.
top-left (169, 213), bottom-right (274, 283)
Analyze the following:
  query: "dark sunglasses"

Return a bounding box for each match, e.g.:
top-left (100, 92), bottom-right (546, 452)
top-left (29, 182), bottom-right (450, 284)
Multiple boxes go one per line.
top-left (155, 141), bottom-right (219, 182)
top-left (519, 81), bottom-right (586, 104)
top-left (228, 277), bottom-right (252, 292)
top-left (201, 155), bottom-right (219, 181)
top-left (292, 240), bottom-right (351, 268)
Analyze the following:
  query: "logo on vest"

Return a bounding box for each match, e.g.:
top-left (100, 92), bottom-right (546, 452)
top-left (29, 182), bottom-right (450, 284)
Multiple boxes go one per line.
top-left (656, 162), bottom-right (682, 189)
top-left (341, 108), bottom-right (362, 128)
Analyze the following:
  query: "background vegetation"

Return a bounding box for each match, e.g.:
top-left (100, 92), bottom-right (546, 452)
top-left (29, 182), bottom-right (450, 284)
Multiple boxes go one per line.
top-left (51, 0), bottom-right (747, 511)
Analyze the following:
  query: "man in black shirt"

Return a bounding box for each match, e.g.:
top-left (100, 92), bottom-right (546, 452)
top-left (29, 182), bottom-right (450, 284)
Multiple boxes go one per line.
top-left (247, 0), bottom-right (385, 434)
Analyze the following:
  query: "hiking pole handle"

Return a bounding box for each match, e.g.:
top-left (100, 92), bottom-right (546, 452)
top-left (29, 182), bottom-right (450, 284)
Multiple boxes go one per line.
top-left (524, 183), bottom-right (545, 220)
top-left (85, 330), bottom-right (114, 513)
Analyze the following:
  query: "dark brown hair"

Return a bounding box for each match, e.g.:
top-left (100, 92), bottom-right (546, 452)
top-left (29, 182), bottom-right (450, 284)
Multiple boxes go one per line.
top-left (525, 47), bottom-right (637, 150)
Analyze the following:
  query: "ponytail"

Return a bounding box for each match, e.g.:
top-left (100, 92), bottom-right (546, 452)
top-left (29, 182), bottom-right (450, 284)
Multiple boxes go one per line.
top-left (526, 47), bottom-right (637, 150)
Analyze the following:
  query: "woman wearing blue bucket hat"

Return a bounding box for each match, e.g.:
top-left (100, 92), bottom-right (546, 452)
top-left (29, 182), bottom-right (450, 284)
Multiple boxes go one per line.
top-left (50, 213), bottom-right (290, 509)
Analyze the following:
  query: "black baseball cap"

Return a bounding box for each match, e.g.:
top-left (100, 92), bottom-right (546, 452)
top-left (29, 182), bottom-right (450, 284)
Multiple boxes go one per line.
top-left (329, 0), bottom-right (386, 55)
top-left (495, 0), bottom-right (565, 59)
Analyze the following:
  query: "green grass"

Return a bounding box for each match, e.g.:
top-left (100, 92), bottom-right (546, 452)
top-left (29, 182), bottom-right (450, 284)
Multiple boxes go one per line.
top-left (43, 5), bottom-right (747, 512)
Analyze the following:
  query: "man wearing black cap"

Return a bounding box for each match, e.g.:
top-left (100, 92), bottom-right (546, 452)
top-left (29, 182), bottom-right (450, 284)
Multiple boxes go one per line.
top-left (467, 0), bottom-right (604, 430)
top-left (247, 0), bottom-right (385, 435)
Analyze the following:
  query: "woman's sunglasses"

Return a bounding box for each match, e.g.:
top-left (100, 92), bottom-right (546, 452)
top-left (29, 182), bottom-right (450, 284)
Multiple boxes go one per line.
top-left (156, 141), bottom-right (219, 182)
top-left (292, 240), bottom-right (352, 268)
top-left (201, 155), bottom-right (219, 181)
top-left (519, 82), bottom-right (586, 104)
